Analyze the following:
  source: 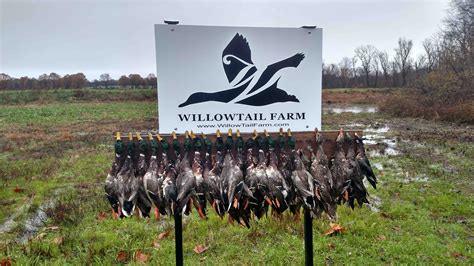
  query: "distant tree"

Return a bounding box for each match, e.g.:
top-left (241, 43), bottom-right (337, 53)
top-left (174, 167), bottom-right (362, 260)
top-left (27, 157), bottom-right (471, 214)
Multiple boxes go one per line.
top-left (378, 51), bottom-right (391, 85)
top-left (355, 45), bottom-right (378, 87)
top-left (414, 55), bottom-right (427, 79)
top-left (145, 73), bottom-right (157, 88)
top-left (92, 79), bottom-right (100, 88)
top-left (63, 73), bottom-right (87, 89)
top-left (38, 73), bottom-right (49, 89)
top-left (0, 73), bottom-right (12, 90)
top-left (100, 73), bottom-right (112, 88)
top-left (49, 72), bottom-right (61, 89)
top-left (118, 75), bottom-right (130, 88)
top-left (422, 38), bottom-right (438, 72)
top-left (371, 52), bottom-right (380, 88)
top-left (339, 57), bottom-right (352, 87)
top-left (128, 74), bottom-right (144, 88)
top-left (394, 38), bottom-right (413, 86)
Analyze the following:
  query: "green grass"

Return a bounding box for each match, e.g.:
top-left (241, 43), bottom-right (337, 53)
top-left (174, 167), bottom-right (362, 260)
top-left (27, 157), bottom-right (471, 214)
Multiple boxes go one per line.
top-left (0, 91), bottom-right (472, 264)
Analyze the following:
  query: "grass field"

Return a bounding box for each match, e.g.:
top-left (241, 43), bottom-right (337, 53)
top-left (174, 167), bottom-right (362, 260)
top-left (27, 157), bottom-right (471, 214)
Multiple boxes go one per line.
top-left (0, 89), bottom-right (472, 264)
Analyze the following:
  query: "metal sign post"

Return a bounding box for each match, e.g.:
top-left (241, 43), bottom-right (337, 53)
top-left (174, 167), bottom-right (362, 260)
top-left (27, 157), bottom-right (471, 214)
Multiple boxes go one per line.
top-left (304, 209), bottom-right (313, 266)
top-left (174, 212), bottom-right (183, 266)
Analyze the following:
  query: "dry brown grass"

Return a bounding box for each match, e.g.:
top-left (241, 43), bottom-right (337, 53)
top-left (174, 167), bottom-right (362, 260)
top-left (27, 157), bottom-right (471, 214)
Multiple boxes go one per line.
top-left (322, 89), bottom-right (392, 105)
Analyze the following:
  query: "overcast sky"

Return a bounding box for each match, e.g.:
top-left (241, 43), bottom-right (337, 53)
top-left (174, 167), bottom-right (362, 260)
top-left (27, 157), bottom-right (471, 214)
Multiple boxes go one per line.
top-left (1, 0), bottom-right (449, 80)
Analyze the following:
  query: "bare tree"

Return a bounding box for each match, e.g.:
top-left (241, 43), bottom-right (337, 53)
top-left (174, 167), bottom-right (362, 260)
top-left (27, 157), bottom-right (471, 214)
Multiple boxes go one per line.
top-left (100, 73), bottom-right (112, 88)
top-left (394, 38), bottom-right (413, 86)
top-left (378, 51), bottom-right (390, 85)
top-left (355, 45), bottom-right (378, 87)
top-left (414, 55), bottom-right (427, 79)
top-left (422, 38), bottom-right (438, 72)
top-left (371, 51), bottom-right (380, 88)
top-left (339, 57), bottom-right (352, 87)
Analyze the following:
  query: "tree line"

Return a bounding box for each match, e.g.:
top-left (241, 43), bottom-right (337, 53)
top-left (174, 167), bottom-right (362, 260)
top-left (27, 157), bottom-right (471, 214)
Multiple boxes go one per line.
top-left (324, 0), bottom-right (472, 90)
top-left (322, 37), bottom-right (443, 89)
top-left (0, 73), bottom-right (157, 90)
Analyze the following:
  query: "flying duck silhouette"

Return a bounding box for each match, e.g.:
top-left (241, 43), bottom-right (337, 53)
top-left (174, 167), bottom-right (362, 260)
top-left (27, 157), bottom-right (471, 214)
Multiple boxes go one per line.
top-left (178, 33), bottom-right (305, 107)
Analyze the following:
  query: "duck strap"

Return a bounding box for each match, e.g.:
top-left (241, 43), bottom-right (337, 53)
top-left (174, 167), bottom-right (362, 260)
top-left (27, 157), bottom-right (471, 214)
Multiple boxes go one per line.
top-left (114, 140), bottom-right (124, 155)
top-left (204, 138), bottom-right (212, 153)
top-left (150, 139), bottom-right (159, 155)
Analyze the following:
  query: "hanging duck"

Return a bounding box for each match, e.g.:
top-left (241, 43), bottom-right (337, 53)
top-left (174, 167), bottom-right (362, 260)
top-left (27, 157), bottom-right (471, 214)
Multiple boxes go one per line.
top-left (206, 151), bottom-right (225, 217)
top-left (143, 133), bottom-right (166, 219)
top-left (354, 133), bottom-right (377, 189)
top-left (309, 130), bottom-right (336, 220)
top-left (117, 132), bottom-right (139, 217)
top-left (176, 131), bottom-right (197, 216)
top-left (135, 132), bottom-right (152, 218)
top-left (192, 150), bottom-right (207, 219)
top-left (330, 129), bottom-right (351, 204)
top-left (105, 132), bottom-right (124, 219)
top-left (284, 129), bottom-right (301, 217)
top-left (345, 133), bottom-right (369, 209)
top-left (266, 145), bottom-right (290, 215)
top-left (222, 130), bottom-right (252, 227)
top-left (291, 149), bottom-right (317, 215)
top-left (162, 161), bottom-right (178, 216)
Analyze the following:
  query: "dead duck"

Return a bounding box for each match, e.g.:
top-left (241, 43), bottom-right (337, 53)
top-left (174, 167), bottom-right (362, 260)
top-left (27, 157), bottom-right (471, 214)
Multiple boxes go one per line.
top-left (291, 150), bottom-right (317, 213)
top-left (354, 133), bottom-right (377, 189)
top-left (330, 129), bottom-right (351, 204)
top-left (104, 132), bottom-right (124, 219)
top-left (222, 131), bottom-right (252, 227)
top-left (192, 151), bottom-right (207, 219)
top-left (175, 137), bottom-right (197, 216)
top-left (345, 133), bottom-right (369, 209)
top-left (143, 133), bottom-right (167, 219)
top-left (162, 161), bottom-right (178, 216)
top-left (117, 132), bottom-right (139, 217)
top-left (205, 151), bottom-right (226, 217)
top-left (245, 149), bottom-right (271, 219)
top-left (135, 133), bottom-right (152, 218)
top-left (309, 130), bottom-right (337, 220)
top-left (266, 147), bottom-right (290, 214)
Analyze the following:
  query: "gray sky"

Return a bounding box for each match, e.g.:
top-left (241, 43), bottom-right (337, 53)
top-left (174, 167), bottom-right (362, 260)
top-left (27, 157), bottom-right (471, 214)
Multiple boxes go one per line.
top-left (1, 0), bottom-right (449, 80)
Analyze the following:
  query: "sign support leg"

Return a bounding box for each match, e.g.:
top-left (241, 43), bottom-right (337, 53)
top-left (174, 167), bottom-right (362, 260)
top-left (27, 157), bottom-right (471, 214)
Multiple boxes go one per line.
top-left (304, 209), bottom-right (313, 266)
top-left (175, 212), bottom-right (183, 266)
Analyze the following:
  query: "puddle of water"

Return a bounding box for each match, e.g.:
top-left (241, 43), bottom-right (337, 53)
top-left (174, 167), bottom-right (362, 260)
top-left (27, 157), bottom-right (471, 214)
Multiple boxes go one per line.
top-left (0, 199), bottom-right (33, 235)
top-left (323, 105), bottom-right (378, 114)
top-left (367, 194), bottom-right (382, 213)
top-left (18, 200), bottom-right (56, 244)
top-left (401, 173), bottom-right (430, 183)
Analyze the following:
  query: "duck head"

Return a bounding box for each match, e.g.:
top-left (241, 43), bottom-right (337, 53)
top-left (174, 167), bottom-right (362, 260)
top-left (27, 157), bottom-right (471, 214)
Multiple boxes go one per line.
top-left (122, 197), bottom-right (136, 218)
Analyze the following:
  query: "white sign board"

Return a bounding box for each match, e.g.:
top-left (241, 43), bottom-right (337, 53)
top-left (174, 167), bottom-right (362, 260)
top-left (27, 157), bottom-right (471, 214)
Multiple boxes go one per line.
top-left (155, 25), bottom-right (322, 134)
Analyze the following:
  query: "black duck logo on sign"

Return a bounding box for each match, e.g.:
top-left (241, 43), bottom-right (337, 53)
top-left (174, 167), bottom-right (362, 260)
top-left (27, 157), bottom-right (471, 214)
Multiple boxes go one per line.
top-left (178, 33), bottom-right (305, 107)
